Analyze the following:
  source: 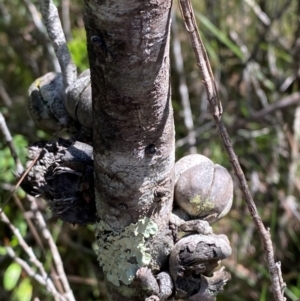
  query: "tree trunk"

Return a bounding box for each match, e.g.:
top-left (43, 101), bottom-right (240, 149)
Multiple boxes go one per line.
top-left (21, 1), bottom-right (232, 299)
top-left (84, 0), bottom-right (175, 299)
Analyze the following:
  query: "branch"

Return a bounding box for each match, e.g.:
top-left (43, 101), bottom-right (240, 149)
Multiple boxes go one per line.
top-left (0, 211), bottom-right (65, 301)
top-left (0, 111), bottom-right (75, 300)
top-left (22, 0), bottom-right (60, 72)
top-left (178, 1), bottom-right (286, 300)
top-left (38, 0), bottom-right (77, 91)
top-left (12, 193), bottom-right (45, 255)
top-left (244, 0), bottom-right (271, 26)
top-left (249, 92), bottom-right (300, 121)
top-left (0, 80), bottom-right (12, 107)
top-left (0, 112), bottom-right (23, 174)
top-left (246, 0), bottom-right (292, 63)
top-left (26, 194), bottom-right (76, 301)
top-left (237, 92), bottom-right (300, 127)
top-left (61, 0), bottom-right (72, 42)
top-left (5, 246), bottom-right (65, 301)
top-left (171, 9), bottom-right (196, 154)
top-left (84, 1), bottom-right (176, 298)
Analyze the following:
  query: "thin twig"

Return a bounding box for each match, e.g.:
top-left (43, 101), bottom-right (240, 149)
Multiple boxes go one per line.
top-left (248, 62), bottom-right (269, 108)
top-left (26, 194), bottom-right (76, 301)
top-left (229, 30), bottom-right (273, 109)
top-left (11, 192), bottom-right (65, 293)
top-left (175, 120), bottom-right (214, 149)
top-left (171, 8), bottom-right (197, 154)
top-left (61, 0), bottom-right (72, 42)
top-left (0, 112), bottom-right (23, 174)
top-left (244, 0), bottom-right (271, 26)
top-left (12, 192), bottom-right (66, 294)
top-left (12, 193), bottom-right (45, 253)
top-left (10, 193), bottom-right (64, 294)
top-left (5, 246), bottom-right (65, 301)
top-left (250, 92), bottom-right (300, 120)
top-left (1, 126), bottom-right (63, 212)
top-left (0, 80), bottom-right (12, 107)
top-left (1, 211), bottom-right (66, 301)
top-left (246, 0), bottom-right (293, 63)
top-left (237, 92), bottom-right (300, 127)
top-left (0, 150), bottom-right (40, 212)
top-left (0, 112), bottom-right (74, 299)
top-left (38, 0), bottom-right (77, 91)
top-left (21, 0), bottom-right (60, 72)
top-left (178, 1), bottom-right (286, 300)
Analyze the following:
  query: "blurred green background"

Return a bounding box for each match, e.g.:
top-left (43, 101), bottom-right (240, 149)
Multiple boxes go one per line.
top-left (0, 0), bottom-right (300, 300)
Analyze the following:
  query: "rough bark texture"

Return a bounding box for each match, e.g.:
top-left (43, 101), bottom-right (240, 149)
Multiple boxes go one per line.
top-left (84, 0), bottom-right (174, 299)
top-left (84, 0), bottom-right (174, 229)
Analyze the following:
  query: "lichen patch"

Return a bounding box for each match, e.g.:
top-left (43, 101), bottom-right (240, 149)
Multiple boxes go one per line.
top-left (95, 217), bottom-right (158, 286)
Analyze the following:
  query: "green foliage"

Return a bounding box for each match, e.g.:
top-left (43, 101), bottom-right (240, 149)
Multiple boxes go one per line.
top-left (68, 28), bottom-right (89, 73)
top-left (3, 262), bottom-right (22, 291)
top-left (14, 279), bottom-right (32, 301)
top-left (286, 276), bottom-right (300, 300)
top-left (3, 262), bottom-right (32, 301)
top-left (195, 12), bottom-right (244, 60)
top-left (0, 134), bottom-right (27, 184)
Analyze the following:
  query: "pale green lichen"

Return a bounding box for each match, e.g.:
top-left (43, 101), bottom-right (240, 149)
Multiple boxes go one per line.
top-left (95, 217), bottom-right (158, 287)
top-left (190, 195), bottom-right (215, 216)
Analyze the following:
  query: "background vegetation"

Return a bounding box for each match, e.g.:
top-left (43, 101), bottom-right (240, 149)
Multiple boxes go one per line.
top-left (0, 0), bottom-right (300, 300)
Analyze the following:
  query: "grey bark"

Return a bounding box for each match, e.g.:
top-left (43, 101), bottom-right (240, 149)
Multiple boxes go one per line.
top-left (84, 0), bottom-right (175, 299)
top-left (84, 0), bottom-right (174, 229)
top-left (39, 0), bottom-right (77, 91)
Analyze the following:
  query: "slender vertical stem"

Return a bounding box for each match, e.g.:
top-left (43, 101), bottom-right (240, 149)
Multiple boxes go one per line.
top-left (61, 0), bottom-right (72, 42)
top-left (171, 9), bottom-right (196, 154)
top-left (178, 1), bottom-right (286, 300)
top-left (39, 0), bottom-right (77, 91)
top-left (0, 113), bottom-right (23, 174)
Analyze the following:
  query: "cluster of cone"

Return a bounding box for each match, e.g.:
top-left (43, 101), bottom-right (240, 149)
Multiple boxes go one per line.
top-left (22, 72), bottom-right (233, 300)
